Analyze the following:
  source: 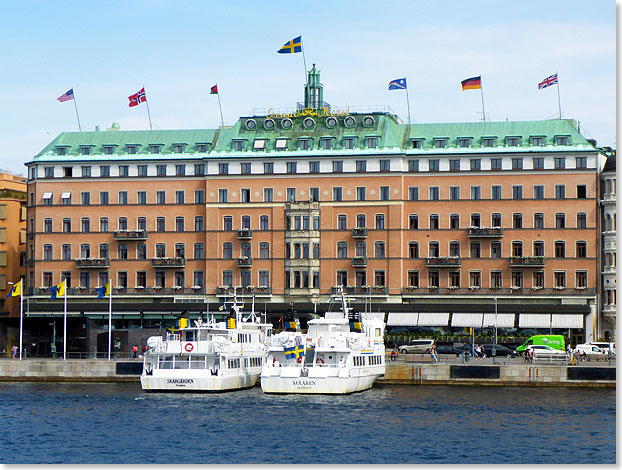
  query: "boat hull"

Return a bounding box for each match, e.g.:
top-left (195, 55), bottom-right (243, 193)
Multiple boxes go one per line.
top-left (140, 373), bottom-right (259, 392)
top-left (260, 374), bottom-right (378, 394)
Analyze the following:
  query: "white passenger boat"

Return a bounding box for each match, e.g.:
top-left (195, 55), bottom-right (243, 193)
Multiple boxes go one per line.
top-left (260, 288), bottom-right (386, 394)
top-left (140, 294), bottom-right (272, 392)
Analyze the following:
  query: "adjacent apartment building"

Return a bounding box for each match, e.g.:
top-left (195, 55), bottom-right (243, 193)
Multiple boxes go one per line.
top-left (600, 151), bottom-right (616, 341)
top-left (20, 68), bottom-right (608, 354)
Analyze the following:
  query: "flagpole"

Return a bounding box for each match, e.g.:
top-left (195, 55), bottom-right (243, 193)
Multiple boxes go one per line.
top-left (108, 284), bottom-right (112, 360)
top-left (216, 89), bottom-right (224, 127)
top-left (63, 287), bottom-right (67, 360)
top-left (300, 38), bottom-right (309, 93)
top-left (144, 86), bottom-right (153, 130)
top-left (405, 84), bottom-right (412, 124)
top-left (72, 87), bottom-right (82, 132)
top-left (480, 79), bottom-right (486, 122)
top-left (556, 76), bottom-right (562, 119)
top-left (19, 286), bottom-right (23, 360)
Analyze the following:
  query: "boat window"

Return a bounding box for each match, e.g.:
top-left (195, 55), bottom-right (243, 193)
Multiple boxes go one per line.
top-left (375, 328), bottom-right (381, 337)
top-left (185, 331), bottom-right (195, 341)
top-left (159, 356), bottom-right (173, 369)
top-left (190, 356), bottom-right (207, 369)
top-left (174, 355), bottom-right (190, 369)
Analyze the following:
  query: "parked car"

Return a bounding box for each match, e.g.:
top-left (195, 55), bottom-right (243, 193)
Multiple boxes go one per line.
top-left (575, 344), bottom-right (608, 359)
top-left (481, 344), bottom-right (518, 358)
top-left (527, 345), bottom-right (567, 359)
top-left (435, 345), bottom-right (462, 356)
top-left (398, 339), bottom-right (435, 354)
top-left (589, 342), bottom-right (615, 355)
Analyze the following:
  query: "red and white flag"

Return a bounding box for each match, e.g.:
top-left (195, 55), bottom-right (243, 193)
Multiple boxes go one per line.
top-left (128, 87), bottom-right (146, 107)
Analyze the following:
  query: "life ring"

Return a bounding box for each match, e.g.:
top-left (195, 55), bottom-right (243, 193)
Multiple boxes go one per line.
top-left (316, 358), bottom-right (324, 366)
top-left (184, 343), bottom-right (193, 352)
top-left (297, 356), bottom-right (302, 363)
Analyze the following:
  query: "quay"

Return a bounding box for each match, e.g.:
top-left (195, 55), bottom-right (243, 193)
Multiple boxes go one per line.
top-left (0, 356), bottom-right (614, 388)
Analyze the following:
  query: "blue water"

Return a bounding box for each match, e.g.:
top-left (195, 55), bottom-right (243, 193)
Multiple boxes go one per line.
top-left (0, 382), bottom-right (615, 464)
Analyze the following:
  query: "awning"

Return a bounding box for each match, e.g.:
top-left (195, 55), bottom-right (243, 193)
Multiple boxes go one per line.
top-left (387, 312), bottom-right (418, 326)
top-left (551, 314), bottom-right (584, 328)
top-left (483, 313), bottom-right (516, 328)
top-left (519, 314), bottom-right (550, 328)
top-left (418, 312), bottom-right (449, 326)
top-left (61, 192), bottom-right (71, 199)
top-left (42, 192), bottom-right (52, 199)
top-left (451, 313), bottom-right (483, 327)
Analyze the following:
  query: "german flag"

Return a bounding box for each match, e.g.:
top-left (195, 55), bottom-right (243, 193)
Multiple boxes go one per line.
top-left (461, 76), bottom-right (481, 90)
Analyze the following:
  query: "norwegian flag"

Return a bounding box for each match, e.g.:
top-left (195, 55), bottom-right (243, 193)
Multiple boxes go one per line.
top-left (128, 87), bottom-right (147, 107)
top-left (538, 73), bottom-right (558, 90)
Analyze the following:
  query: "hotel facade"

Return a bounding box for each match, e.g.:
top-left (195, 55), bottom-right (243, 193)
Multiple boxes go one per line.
top-left (20, 69), bottom-right (608, 354)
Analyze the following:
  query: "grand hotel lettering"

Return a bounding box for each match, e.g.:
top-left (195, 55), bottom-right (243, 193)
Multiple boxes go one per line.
top-left (266, 106), bottom-right (350, 119)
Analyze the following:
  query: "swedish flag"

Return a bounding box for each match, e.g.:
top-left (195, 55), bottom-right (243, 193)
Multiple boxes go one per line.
top-left (277, 36), bottom-right (302, 54)
top-left (96, 281), bottom-right (110, 299)
top-left (49, 280), bottom-right (66, 300)
top-left (284, 345), bottom-right (304, 360)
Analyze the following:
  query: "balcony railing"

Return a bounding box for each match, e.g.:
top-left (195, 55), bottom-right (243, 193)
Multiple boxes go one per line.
top-left (402, 287), bottom-right (595, 296)
top-left (75, 258), bottom-right (110, 268)
top-left (425, 256), bottom-right (461, 267)
top-left (237, 257), bottom-right (252, 267)
top-left (237, 229), bottom-right (252, 239)
top-left (509, 256), bottom-right (545, 267)
top-left (467, 226), bottom-right (503, 238)
top-left (113, 229), bottom-right (147, 241)
top-left (352, 227), bottom-right (368, 238)
top-left (151, 257), bottom-right (185, 267)
top-left (352, 256), bottom-right (367, 267)
top-left (216, 286), bottom-right (271, 296)
top-left (331, 285), bottom-right (387, 295)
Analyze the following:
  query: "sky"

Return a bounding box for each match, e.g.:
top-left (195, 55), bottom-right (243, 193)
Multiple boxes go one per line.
top-left (0, 0), bottom-right (616, 176)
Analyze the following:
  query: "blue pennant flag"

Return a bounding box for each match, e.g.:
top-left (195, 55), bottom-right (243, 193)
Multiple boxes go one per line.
top-left (388, 78), bottom-right (407, 90)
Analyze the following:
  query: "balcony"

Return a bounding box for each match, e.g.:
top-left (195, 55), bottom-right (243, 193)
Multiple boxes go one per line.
top-left (467, 226), bottom-right (503, 238)
top-left (352, 256), bottom-right (367, 268)
top-left (401, 287), bottom-right (595, 296)
top-left (237, 256), bottom-right (252, 267)
top-left (331, 285), bottom-right (387, 295)
top-left (237, 229), bottom-right (252, 239)
top-left (216, 285), bottom-right (271, 296)
top-left (151, 257), bottom-right (185, 268)
top-left (75, 258), bottom-right (110, 268)
top-left (425, 256), bottom-right (461, 267)
top-left (352, 227), bottom-right (368, 238)
top-left (509, 256), bottom-right (545, 267)
top-left (113, 229), bottom-right (147, 241)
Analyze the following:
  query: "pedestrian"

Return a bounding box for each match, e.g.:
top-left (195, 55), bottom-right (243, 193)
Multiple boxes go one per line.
top-left (390, 350), bottom-right (397, 362)
top-left (430, 345), bottom-right (438, 363)
top-left (11, 345), bottom-right (17, 359)
top-left (142, 345), bottom-right (148, 355)
top-left (132, 345), bottom-right (138, 359)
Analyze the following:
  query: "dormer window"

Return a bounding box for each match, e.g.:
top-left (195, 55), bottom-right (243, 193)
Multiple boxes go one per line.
top-left (411, 139), bottom-right (423, 149)
top-left (343, 137), bottom-right (355, 149)
top-left (530, 136), bottom-right (544, 146)
top-left (275, 138), bottom-right (288, 150)
top-left (149, 144), bottom-right (162, 154)
top-left (103, 145), bottom-right (116, 155)
top-left (233, 140), bottom-right (245, 151)
top-left (458, 138), bottom-right (471, 148)
top-left (434, 138), bottom-right (447, 149)
top-left (366, 136), bottom-right (378, 149)
top-left (196, 143), bottom-right (209, 153)
top-left (555, 135), bottom-right (569, 145)
top-left (126, 145), bottom-right (138, 154)
top-left (506, 136), bottom-right (520, 147)
top-left (172, 144), bottom-right (185, 154)
top-left (56, 146), bottom-right (69, 156)
top-left (299, 138), bottom-right (311, 150)
top-left (320, 137), bottom-right (333, 150)
top-left (482, 137), bottom-right (496, 147)
top-left (253, 139), bottom-right (266, 150)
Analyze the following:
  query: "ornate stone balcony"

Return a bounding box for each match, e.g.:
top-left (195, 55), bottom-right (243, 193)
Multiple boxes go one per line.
top-left (352, 256), bottom-right (367, 267)
top-left (75, 258), bottom-right (109, 268)
top-left (509, 256), bottom-right (545, 267)
top-left (467, 226), bottom-right (503, 238)
top-left (425, 256), bottom-right (461, 267)
top-left (352, 227), bottom-right (368, 238)
top-left (151, 257), bottom-right (185, 268)
top-left (237, 256), bottom-right (252, 267)
top-left (113, 229), bottom-right (147, 241)
top-left (237, 228), bottom-right (252, 239)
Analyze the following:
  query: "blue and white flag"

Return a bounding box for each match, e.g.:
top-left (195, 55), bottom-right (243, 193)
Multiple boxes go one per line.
top-left (388, 78), bottom-right (407, 90)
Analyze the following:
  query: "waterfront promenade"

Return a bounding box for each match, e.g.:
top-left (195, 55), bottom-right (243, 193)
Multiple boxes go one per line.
top-left (0, 355), bottom-right (614, 387)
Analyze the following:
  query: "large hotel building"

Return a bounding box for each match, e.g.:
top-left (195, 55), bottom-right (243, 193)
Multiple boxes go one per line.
top-left (19, 68), bottom-right (611, 354)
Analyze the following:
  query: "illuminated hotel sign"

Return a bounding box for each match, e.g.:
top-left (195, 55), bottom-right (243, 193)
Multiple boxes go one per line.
top-left (266, 106), bottom-right (350, 119)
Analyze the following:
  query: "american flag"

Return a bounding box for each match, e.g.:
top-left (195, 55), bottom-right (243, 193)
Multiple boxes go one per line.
top-left (538, 73), bottom-right (558, 90)
top-left (57, 89), bottom-right (74, 102)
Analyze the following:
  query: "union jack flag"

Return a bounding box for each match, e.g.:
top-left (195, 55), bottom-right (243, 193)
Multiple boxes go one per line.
top-left (538, 73), bottom-right (558, 90)
top-left (128, 87), bottom-right (147, 107)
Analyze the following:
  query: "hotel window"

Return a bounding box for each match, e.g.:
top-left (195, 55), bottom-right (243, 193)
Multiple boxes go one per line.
top-left (156, 217), bottom-right (165, 232)
top-left (337, 242), bottom-right (348, 259)
top-left (555, 185), bottom-right (565, 199)
top-left (450, 186), bottom-right (460, 201)
top-left (409, 214), bottom-right (419, 230)
top-left (194, 164), bottom-right (205, 176)
top-left (299, 139), bottom-right (311, 150)
top-left (62, 192), bottom-right (72, 205)
top-left (126, 145), bottom-right (138, 155)
top-left (469, 271), bottom-right (481, 288)
top-left (313, 216), bottom-right (320, 230)
top-left (223, 243), bottom-right (233, 259)
top-left (259, 242), bottom-right (270, 259)
top-left (264, 188), bottom-right (273, 202)
top-left (375, 241), bottom-right (385, 259)
top-left (449, 241), bottom-right (460, 257)
top-left (534, 213), bottom-right (544, 228)
top-left (175, 217), bottom-right (185, 232)
top-left (409, 187), bottom-right (419, 201)
top-left (231, 140), bottom-right (244, 151)
top-left (482, 138), bottom-right (495, 147)
top-left (137, 244), bottom-right (146, 260)
top-left (576, 156), bottom-right (587, 169)
top-left (513, 213), bottom-right (522, 229)
top-left (449, 270), bottom-right (460, 288)
top-left (171, 144), bottom-right (184, 154)
top-left (491, 185), bottom-right (502, 200)
top-left (555, 241), bottom-right (565, 258)
top-left (99, 191), bottom-right (109, 205)
top-left (534, 185), bottom-right (544, 199)
top-left (428, 159), bottom-right (440, 171)
top-left (118, 244), bottom-right (128, 260)
top-left (263, 162), bottom-right (274, 174)
top-left (434, 138), bottom-right (446, 149)
top-left (408, 160), bottom-right (420, 172)
top-left (118, 217), bottom-right (128, 230)
top-left (193, 216), bottom-right (204, 232)
top-left (512, 185), bottom-right (522, 200)
top-left (155, 243), bottom-right (166, 258)
top-left (100, 217), bottom-right (109, 233)
top-left (175, 164), bottom-right (186, 176)
top-left (44, 167), bottom-right (54, 178)
top-left (491, 271), bottom-right (502, 288)
top-left (554, 157), bottom-right (566, 169)
top-left (81, 146), bottom-right (92, 156)
top-left (197, 143), bottom-right (210, 153)
top-left (471, 186), bottom-right (481, 200)
top-left (450, 214), bottom-right (460, 229)
top-left (411, 139), bottom-right (423, 149)
top-left (309, 161), bottom-right (320, 174)
top-left (310, 187), bottom-right (319, 202)
top-left (285, 162), bottom-right (297, 174)
top-left (491, 213), bottom-right (501, 227)
top-left (576, 185), bottom-right (587, 199)
top-left (342, 137), bottom-right (355, 149)
top-left (320, 138), bottom-right (333, 150)
top-left (81, 192), bottom-right (90, 205)
top-left (194, 243), bottom-right (204, 259)
top-left (577, 213), bottom-right (587, 228)
top-left (156, 165), bottom-right (167, 176)
top-left (380, 160), bottom-right (390, 172)
top-left (332, 161), bottom-right (343, 173)
top-left (531, 137), bottom-right (544, 146)
top-left (135, 271), bottom-right (147, 287)
top-left (119, 166), bottom-right (129, 177)
top-left (507, 137), bottom-right (519, 147)
top-left (491, 241), bottom-right (501, 258)
top-left (192, 271), bottom-right (204, 288)
top-left (376, 214), bottom-right (385, 229)
top-left (260, 215), bottom-right (269, 231)
top-left (458, 138), bottom-right (471, 148)
top-left (275, 139), bottom-right (287, 150)
top-left (554, 271), bottom-right (566, 288)
top-left (195, 190), bottom-right (205, 204)
top-left (408, 242), bottom-right (419, 258)
top-left (367, 137), bottom-right (378, 149)
top-left (490, 158), bottom-right (502, 170)
top-left (62, 244), bottom-right (71, 260)
top-left (470, 241), bottom-right (481, 258)
top-left (155, 271), bottom-right (166, 288)
top-left (218, 189), bottom-right (228, 203)
top-left (429, 214), bottom-right (439, 230)
top-left (356, 214), bottom-right (367, 229)
top-left (576, 241), bottom-right (587, 258)
top-left (374, 270), bottom-right (386, 287)
top-left (80, 244), bottom-right (91, 258)
top-left (576, 271), bottom-right (587, 288)
top-left (117, 191), bottom-right (127, 205)
top-left (286, 188), bottom-right (296, 202)
top-left (449, 159), bottom-right (460, 171)
top-left (43, 244), bottom-right (52, 261)
top-left (429, 186), bottom-right (439, 201)
top-left (259, 270), bottom-right (270, 287)
top-left (219, 163), bottom-right (229, 175)
top-left (555, 213), bottom-right (565, 228)
top-left (238, 215), bottom-right (249, 230)
top-left (380, 186), bottom-right (390, 201)
top-left (44, 218), bottom-right (52, 233)
top-left (137, 217), bottom-right (146, 231)
top-left (356, 160), bottom-right (367, 172)
top-left (556, 136), bottom-right (569, 146)
top-left (241, 189), bottom-right (251, 203)
top-left (137, 191), bottom-right (147, 205)
top-left (531, 270), bottom-right (544, 288)
top-left (533, 157), bottom-right (544, 169)
top-left (333, 187), bottom-right (342, 201)
top-left (533, 241), bottom-right (544, 257)
top-left (512, 158), bottom-right (523, 170)
top-left (511, 271), bottom-right (523, 288)
top-left (81, 218), bottom-right (90, 233)
top-left (80, 272), bottom-right (90, 289)
top-left (156, 191), bottom-right (165, 204)
top-left (63, 167), bottom-right (73, 178)
top-left (149, 144), bottom-right (161, 154)
top-left (408, 271), bottom-right (419, 287)
top-left (81, 165), bottom-right (91, 177)
top-left (428, 271), bottom-right (439, 288)
top-left (470, 159), bottom-right (481, 171)
top-left (338, 215), bottom-right (347, 230)
top-left (511, 241), bottom-right (523, 258)
top-left (103, 145), bottom-right (115, 155)
top-left (356, 187), bottom-right (366, 201)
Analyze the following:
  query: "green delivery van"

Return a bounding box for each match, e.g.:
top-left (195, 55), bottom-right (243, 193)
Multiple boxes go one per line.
top-left (516, 335), bottom-right (565, 353)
